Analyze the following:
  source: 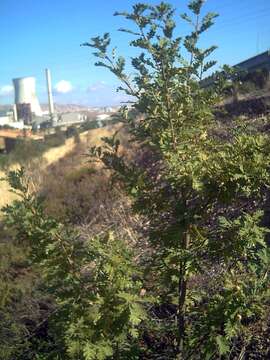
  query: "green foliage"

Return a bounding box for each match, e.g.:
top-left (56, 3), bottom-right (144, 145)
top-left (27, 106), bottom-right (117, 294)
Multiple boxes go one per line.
top-left (2, 168), bottom-right (146, 359)
top-left (80, 119), bottom-right (100, 131)
top-left (66, 125), bottom-right (79, 138)
top-left (0, 241), bottom-right (28, 359)
top-left (188, 211), bottom-right (270, 358)
top-left (0, 222), bottom-right (44, 360)
top-left (220, 65), bottom-right (270, 99)
top-left (84, 0), bottom-right (270, 357)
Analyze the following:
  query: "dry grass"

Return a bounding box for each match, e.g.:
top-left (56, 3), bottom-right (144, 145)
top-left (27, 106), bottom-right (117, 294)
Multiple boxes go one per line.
top-left (0, 167), bottom-right (18, 208)
top-left (0, 124), bottom-right (122, 212)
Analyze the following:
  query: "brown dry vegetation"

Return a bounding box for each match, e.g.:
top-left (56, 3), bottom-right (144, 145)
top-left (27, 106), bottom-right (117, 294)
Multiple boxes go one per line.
top-left (0, 124), bottom-right (123, 211)
top-left (37, 123), bottom-right (142, 246)
top-left (0, 122), bottom-right (141, 244)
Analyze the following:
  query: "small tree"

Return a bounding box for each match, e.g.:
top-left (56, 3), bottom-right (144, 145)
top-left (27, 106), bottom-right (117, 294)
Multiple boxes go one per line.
top-left (3, 168), bottom-right (146, 360)
top-left (83, 1), bottom-right (270, 358)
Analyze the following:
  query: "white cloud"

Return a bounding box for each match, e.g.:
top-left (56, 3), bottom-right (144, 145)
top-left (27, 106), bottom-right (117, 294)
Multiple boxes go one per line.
top-left (54, 80), bottom-right (73, 94)
top-left (0, 85), bottom-right (14, 96)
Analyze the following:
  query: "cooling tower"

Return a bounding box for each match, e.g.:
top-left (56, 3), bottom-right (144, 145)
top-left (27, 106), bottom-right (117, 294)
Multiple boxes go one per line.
top-left (13, 77), bottom-right (43, 117)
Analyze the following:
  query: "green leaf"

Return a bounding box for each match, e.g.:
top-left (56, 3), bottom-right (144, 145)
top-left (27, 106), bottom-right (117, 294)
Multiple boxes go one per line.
top-left (216, 335), bottom-right (230, 355)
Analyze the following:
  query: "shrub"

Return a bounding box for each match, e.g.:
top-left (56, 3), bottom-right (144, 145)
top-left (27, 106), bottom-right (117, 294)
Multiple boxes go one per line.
top-left (80, 120), bottom-right (100, 131)
top-left (2, 168), bottom-right (146, 359)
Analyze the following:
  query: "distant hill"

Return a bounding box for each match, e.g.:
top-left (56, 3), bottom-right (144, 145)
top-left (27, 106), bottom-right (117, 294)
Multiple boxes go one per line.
top-left (0, 103), bottom-right (94, 114)
top-left (41, 103), bottom-right (93, 113)
top-left (0, 105), bottom-right (12, 112)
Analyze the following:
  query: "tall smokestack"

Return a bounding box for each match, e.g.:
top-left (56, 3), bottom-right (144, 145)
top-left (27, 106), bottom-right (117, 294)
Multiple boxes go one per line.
top-left (45, 68), bottom-right (54, 115)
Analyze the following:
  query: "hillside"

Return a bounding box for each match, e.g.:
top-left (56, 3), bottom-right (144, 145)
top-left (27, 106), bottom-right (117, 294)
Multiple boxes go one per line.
top-left (0, 124), bottom-right (121, 210)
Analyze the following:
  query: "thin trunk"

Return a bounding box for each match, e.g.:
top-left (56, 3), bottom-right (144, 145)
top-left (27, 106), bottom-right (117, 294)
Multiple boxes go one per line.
top-left (232, 84), bottom-right (239, 103)
top-left (114, 342), bottom-right (120, 360)
top-left (161, 59), bottom-right (176, 150)
top-left (177, 227), bottom-right (190, 359)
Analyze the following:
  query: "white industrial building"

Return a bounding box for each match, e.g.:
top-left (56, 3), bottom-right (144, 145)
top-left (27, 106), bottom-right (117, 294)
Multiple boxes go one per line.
top-left (0, 116), bottom-right (10, 125)
top-left (0, 117), bottom-right (24, 129)
top-left (57, 112), bottom-right (87, 125)
top-left (0, 109), bottom-right (24, 129)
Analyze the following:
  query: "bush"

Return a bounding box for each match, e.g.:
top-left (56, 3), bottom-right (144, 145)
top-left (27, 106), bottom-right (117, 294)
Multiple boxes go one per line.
top-left (0, 224), bottom-right (45, 360)
top-left (66, 126), bottom-right (79, 139)
top-left (245, 68), bottom-right (269, 89)
top-left (0, 154), bottom-right (9, 169)
top-left (2, 168), bottom-right (146, 359)
top-left (80, 120), bottom-right (100, 131)
top-left (44, 130), bottom-right (66, 148)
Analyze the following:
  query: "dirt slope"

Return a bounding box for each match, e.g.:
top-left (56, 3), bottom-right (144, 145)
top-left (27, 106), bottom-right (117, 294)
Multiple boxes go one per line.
top-left (0, 124), bottom-right (121, 211)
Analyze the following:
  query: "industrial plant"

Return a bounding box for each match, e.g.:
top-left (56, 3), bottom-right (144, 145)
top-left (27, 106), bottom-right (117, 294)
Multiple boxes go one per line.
top-left (0, 69), bottom-right (87, 131)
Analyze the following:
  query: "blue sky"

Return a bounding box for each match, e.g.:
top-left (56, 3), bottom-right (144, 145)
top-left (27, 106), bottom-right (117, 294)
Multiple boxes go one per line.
top-left (0, 0), bottom-right (269, 106)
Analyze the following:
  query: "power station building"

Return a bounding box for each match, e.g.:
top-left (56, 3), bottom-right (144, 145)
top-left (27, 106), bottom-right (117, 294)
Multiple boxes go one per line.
top-left (13, 76), bottom-right (43, 123)
top-left (1, 69), bottom-right (94, 131)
